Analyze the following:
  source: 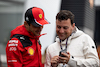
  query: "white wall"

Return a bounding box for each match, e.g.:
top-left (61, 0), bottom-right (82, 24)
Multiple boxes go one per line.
top-left (95, 0), bottom-right (100, 6)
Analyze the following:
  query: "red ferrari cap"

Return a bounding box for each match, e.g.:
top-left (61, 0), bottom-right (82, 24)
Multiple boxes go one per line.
top-left (25, 7), bottom-right (49, 27)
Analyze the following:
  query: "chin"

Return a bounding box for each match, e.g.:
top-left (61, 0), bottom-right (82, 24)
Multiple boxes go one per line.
top-left (35, 32), bottom-right (40, 36)
top-left (36, 34), bottom-right (40, 36)
top-left (59, 37), bottom-right (65, 40)
top-left (34, 34), bottom-right (39, 36)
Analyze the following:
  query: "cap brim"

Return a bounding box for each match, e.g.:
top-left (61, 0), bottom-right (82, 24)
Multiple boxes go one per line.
top-left (31, 21), bottom-right (42, 27)
top-left (31, 19), bottom-right (50, 27)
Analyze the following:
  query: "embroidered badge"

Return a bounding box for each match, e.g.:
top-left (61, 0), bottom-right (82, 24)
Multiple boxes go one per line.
top-left (28, 47), bottom-right (34, 56)
top-left (39, 14), bottom-right (42, 19)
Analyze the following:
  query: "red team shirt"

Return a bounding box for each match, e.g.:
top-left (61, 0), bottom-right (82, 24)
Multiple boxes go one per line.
top-left (6, 25), bottom-right (43, 67)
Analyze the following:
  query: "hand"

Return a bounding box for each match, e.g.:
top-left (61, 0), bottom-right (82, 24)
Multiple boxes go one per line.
top-left (51, 56), bottom-right (59, 67)
top-left (59, 52), bottom-right (70, 64)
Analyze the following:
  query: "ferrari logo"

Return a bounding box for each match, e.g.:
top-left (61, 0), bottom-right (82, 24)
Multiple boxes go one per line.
top-left (39, 14), bottom-right (42, 19)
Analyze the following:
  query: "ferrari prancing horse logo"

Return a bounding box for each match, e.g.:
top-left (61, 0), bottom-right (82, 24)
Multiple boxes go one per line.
top-left (39, 14), bottom-right (42, 19)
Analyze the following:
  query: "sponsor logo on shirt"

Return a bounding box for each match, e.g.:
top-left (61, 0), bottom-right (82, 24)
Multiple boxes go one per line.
top-left (20, 36), bottom-right (25, 40)
top-left (8, 44), bottom-right (18, 47)
top-left (8, 60), bottom-right (17, 63)
top-left (9, 47), bottom-right (17, 51)
top-left (9, 40), bottom-right (18, 43)
top-left (28, 47), bottom-right (34, 56)
top-left (8, 40), bottom-right (18, 51)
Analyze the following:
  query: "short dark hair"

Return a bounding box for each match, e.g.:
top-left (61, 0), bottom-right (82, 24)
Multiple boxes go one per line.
top-left (56, 10), bottom-right (75, 24)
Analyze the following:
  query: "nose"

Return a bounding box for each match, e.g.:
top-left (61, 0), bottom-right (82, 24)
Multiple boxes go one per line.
top-left (59, 28), bottom-right (64, 33)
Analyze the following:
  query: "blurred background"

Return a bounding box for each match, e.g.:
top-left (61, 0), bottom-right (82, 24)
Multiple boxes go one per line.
top-left (0, 0), bottom-right (100, 67)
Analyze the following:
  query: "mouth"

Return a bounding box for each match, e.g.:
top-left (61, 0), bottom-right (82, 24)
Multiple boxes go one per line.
top-left (36, 31), bottom-right (41, 34)
top-left (59, 33), bottom-right (65, 36)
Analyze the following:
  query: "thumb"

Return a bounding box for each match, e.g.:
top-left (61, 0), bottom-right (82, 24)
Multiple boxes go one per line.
top-left (67, 52), bottom-right (70, 55)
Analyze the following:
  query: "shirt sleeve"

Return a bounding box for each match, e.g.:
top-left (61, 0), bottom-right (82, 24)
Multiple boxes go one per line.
top-left (68, 35), bottom-right (99, 67)
top-left (6, 38), bottom-right (23, 67)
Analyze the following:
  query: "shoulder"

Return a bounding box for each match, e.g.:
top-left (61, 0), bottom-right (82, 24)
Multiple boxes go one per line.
top-left (10, 34), bottom-right (32, 47)
top-left (7, 37), bottom-right (20, 47)
top-left (81, 33), bottom-right (93, 41)
top-left (76, 28), bottom-right (93, 41)
top-left (48, 42), bottom-right (58, 48)
top-left (47, 42), bottom-right (60, 52)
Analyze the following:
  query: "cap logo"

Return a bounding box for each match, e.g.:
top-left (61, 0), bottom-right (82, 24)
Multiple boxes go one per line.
top-left (26, 17), bottom-right (29, 21)
top-left (39, 14), bottom-right (42, 19)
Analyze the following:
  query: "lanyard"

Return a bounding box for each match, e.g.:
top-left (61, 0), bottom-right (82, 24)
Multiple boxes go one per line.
top-left (60, 37), bottom-right (69, 51)
top-left (59, 37), bottom-right (69, 67)
top-left (59, 29), bottom-right (75, 50)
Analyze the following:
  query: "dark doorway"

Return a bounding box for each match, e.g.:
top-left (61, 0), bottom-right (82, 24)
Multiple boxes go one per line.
top-left (94, 6), bottom-right (100, 45)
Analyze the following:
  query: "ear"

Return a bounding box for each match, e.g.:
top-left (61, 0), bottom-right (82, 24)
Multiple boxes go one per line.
top-left (24, 21), bottom-right (29, 31)
top-left (24, 21), bottom-right (28, 26)
top-left (72, 23), bottom-right (75, 28)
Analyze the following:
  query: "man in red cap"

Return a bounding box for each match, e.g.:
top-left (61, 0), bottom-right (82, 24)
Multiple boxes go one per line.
top-left (6, 7), bottom-right (49, 67)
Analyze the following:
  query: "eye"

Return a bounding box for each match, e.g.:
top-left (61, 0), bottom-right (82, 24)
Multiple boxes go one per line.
top-left (57, 26), bottom-right (61, 29)
top-left (63, 27), bottom-right (68, 29)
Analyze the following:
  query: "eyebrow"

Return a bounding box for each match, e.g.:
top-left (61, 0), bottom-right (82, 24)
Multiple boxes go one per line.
top-left (57, 25), bottom-right (68, 27)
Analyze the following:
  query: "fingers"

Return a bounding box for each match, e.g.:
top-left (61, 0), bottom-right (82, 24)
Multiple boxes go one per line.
top-left (51, 56), bottom-right (59, 63)
top-left (51, 56), bottom-right (59, 67)
top-left (67, 52), bottom-right (70, 55)
top-left (50, 52), bottom-right (70, 66)
top-left (59, 52), bottom-right (70, 64)
top-left (59, 57), bottom-right (69, 63)
top-left (61, 52), bottom-right (70, 57)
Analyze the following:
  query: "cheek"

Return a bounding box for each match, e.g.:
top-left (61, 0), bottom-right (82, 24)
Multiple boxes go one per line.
top-left (65, 29), bottom-right (71, 34)
top-left (29, 27), bottom-right (35, 32)
top-left (67, 28), bottom-right (73, 34)
top-left (56, 29), bottom-right (60, 34)
top-left (56, 27), bottom-right (59, 31)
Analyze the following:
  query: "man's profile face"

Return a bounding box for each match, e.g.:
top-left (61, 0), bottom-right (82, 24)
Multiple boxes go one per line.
top-left (56, 18), bottom-right (75, 40)
top-left (29, 24), bottom-right (43, 36)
